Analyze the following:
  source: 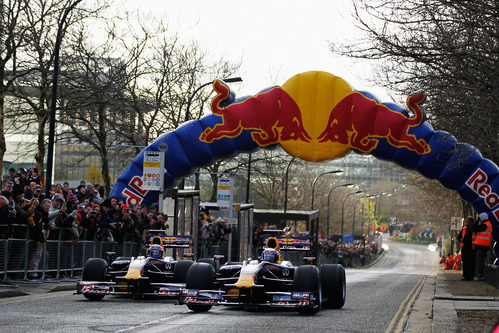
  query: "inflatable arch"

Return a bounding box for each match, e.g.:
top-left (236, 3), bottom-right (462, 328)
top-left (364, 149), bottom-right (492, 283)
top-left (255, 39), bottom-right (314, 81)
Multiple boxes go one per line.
top-left (110, 71), bottom-right (499, 248)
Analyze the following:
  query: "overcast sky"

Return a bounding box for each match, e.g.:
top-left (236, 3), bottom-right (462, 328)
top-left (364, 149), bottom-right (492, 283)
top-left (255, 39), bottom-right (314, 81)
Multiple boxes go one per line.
top-left (119, 0), bottom-right (390, 100)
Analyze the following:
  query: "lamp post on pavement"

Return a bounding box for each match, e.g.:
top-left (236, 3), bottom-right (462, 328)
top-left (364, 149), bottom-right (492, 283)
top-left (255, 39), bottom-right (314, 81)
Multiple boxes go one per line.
top-left (311, 170), bottom-right (343, 210)
top-left (376, 192), bottom-right (392, 220)
top-left (45, 0), bottom-right (83, 197)
top-left (360, 194), bottom-right (378, 235)
top-left (326, 183), bottom-right (354, 236)
top-left (283, 157), bottom-right (296, 214)
top-left (353, 199), bottom-right (361, 235)
top-left (341, 190), bottom-right (363, 235)
top-left (180, 76), bottom-right (242, 190)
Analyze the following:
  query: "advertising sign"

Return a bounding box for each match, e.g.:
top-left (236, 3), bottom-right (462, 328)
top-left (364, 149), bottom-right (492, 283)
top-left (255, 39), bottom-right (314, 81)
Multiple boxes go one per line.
top-left (142, 151), bottom-right (164, 190)
top-left (342, 233), bottom-right (354, 244)
top-left (217, 176), bottom-right (234, 209)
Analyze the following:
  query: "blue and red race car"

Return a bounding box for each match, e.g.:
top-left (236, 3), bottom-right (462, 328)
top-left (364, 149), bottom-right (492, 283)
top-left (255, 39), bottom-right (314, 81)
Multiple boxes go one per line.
top-left (179, 232), bottom-right (346, 315)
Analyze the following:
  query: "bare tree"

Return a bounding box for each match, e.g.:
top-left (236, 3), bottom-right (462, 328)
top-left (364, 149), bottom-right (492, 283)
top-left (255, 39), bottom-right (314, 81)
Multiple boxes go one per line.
top-left (8, 0), bottom-right (108, 176)
top-left (0, 0), bottom-right (32, 176)
top-left (110, 14), bottom-right (240, 148)
top-left (332, 0), bottom-right (498, 164)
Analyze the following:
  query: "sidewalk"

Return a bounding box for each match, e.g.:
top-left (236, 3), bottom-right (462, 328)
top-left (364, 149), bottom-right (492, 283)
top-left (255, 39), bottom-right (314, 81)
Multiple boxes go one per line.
top-left (406, 264), bottom-right (499, 333)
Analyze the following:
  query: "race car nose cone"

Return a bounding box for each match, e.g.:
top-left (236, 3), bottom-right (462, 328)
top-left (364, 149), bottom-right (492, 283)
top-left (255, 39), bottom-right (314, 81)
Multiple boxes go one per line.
top-left (235, 274), bottom-right (255, 288)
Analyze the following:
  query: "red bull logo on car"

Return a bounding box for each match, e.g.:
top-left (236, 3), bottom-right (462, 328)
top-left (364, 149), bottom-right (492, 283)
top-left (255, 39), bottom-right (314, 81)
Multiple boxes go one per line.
top-left (200, 71), bottom-right (430, 161)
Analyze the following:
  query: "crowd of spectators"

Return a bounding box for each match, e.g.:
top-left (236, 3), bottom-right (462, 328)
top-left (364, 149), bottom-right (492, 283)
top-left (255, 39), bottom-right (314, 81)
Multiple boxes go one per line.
top-left (0, 167), bottom-right (170, 246)
top-left (0, 167), bottom-right (382, 272)
top-left (197, 212), bottom-right (231, 257)
top-left (318, 234), bottom-right (380, 267)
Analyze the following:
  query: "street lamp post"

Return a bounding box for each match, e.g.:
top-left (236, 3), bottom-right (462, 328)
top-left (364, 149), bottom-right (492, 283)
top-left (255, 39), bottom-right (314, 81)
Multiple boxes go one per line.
top-left (361, 194), bottom-right (378, 235)
top-left (45, 0), bottom-right (83, 197)
top-left (184, 77), bottom-right (242, 123)
top-left (326, 183), bottom-right (353, 236)
top-left (376, 192), bottom-right (392, 220)
top-left (311, 170), bottom-right (343, 210)
top-left (341, 190), bottom-right (363, 235)
top-left (283, 157), bottom-right (296, 214)
top-left (353, 199), bottom-right (360, 234)
top-left (181, 76), bottom-right (242, 190)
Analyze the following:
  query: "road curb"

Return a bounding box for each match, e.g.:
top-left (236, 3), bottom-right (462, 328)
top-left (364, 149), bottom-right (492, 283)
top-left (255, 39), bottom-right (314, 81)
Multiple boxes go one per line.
top-left (359, 249), bottom-right (386, 269)
top-left (434, 295), bottom-right (499, 302)
top-left (49, 284), bottom-right (75, 292)
top-left (0, 290), bottom-right (29, 298)
top-left (0, 281), bottom-right (75, 298)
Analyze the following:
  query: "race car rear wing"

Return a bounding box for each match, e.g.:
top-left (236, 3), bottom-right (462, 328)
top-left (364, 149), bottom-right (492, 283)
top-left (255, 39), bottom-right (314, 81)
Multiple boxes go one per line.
top-left (261, 235), bottom-right (310, 251)
top-left (145, 230), bottom-right (191, 248)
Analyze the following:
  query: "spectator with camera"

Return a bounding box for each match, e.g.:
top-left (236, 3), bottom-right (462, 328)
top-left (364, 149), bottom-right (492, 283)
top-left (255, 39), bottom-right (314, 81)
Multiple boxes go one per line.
top-left (121, 204), bottom-right (141, 243)
top-left (12, 168), bottom-right (29, 189)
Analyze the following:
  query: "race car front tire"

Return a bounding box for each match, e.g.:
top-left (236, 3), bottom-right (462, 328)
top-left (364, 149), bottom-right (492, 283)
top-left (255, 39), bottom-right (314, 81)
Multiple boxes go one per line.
top-left (320, 264), bottom-right (346, 309)
top-left (293, 265), bottom-right (321, 315)
top-left (82, 258), bottom-right (108, 301)
top-left (173, 260), bottom-right (193, 283)
top-left (185, 262), bottom-right (215, 312)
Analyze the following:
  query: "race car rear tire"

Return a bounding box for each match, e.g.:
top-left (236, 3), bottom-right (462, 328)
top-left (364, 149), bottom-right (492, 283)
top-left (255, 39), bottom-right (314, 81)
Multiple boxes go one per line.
top-left (320, 264), bottom-right (346, 309)
top-left (82, 258), bottom-right (108, 301)
top-left (173, 260), bottom-right (193, 283)
top-left (197, 258), bottom-right (220, 272)
top-left (293, 265), bottom-right (321, 315)
top-left (185, 262), bottom-right (215, 312)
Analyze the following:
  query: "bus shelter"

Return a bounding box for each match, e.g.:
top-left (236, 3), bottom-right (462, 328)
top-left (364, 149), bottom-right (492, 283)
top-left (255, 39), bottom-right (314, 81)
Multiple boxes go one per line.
top-left (199, 202), bottom-right (254, 263)
top-left (162, 189), bottom-right (200, 259)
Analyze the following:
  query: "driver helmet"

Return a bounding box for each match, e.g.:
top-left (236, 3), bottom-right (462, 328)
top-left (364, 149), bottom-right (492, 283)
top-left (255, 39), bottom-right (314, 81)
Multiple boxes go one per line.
top-left (262, 248), bottom-right (280, 263)
top-left (148, 244), bottom-right (164, 259)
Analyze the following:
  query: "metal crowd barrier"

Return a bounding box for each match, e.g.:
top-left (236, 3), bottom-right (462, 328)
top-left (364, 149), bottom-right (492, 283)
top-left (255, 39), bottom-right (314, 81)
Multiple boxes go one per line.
top-left (0, 224), bottom-right (141, 281)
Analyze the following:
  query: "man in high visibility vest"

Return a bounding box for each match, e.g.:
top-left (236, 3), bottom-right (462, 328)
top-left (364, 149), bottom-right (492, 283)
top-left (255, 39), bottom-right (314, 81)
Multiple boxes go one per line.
top-left (474, 212), bottom-right (492, 280)
top-left (457, 216), bottom-right (476, 280)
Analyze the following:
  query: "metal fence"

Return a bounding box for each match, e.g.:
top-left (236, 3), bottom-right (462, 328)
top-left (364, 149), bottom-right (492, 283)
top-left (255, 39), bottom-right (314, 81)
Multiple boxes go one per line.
top-left (1, 224), bottom-right (141, 281)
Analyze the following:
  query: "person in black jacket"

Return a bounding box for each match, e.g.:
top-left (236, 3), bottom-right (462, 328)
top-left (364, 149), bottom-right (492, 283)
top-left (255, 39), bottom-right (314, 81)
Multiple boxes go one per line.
top-left (28, 199), bottom-right (49, 278)
top-left (457, 216), bottom-right (475, 280)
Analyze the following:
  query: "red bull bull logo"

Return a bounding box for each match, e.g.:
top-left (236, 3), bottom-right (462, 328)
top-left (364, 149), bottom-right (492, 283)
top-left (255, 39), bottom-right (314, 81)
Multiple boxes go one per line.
top-left (200, 80), bottom-right (311, 146)
top-left (199, 71), bottom-right (430, 162)
top-left (318, 90), bottom-right (431, 154)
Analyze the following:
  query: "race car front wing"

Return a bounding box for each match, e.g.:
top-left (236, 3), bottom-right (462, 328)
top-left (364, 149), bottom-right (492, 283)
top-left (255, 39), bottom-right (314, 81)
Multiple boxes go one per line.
top-left (178, 289), bottom-right (314, 309)
top-left (75, 280), bottom-right (185, 297)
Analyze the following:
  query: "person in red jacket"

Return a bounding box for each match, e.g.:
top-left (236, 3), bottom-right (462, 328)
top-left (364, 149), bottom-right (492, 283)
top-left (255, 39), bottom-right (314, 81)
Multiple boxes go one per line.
top-left (473, 212), bottom-right (492, 280)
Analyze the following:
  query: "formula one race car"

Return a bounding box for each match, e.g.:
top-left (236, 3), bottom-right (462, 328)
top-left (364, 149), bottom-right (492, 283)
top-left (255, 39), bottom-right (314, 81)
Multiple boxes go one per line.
top-left (76, 232), bottom-right (199, 300)
top-left (179, 232), bottom-right (346, 314)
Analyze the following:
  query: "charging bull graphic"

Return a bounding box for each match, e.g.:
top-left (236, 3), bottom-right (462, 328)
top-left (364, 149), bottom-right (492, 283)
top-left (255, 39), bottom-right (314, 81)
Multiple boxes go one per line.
top-left (318, 90), bottom-right (431, 154)
top-left (111, 71), bottom-right (498, 263)
top-left (200, 80), bottom-right (312, 146)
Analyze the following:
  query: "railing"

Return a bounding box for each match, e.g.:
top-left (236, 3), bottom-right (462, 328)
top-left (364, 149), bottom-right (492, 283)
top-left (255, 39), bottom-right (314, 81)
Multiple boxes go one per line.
top-left (0, 224), bottom-right (141, 281)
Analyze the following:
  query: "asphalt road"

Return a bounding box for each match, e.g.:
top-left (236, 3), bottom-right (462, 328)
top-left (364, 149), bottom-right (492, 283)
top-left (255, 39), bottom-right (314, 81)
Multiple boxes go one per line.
top-left (0, 240), bottom-right (438, 333)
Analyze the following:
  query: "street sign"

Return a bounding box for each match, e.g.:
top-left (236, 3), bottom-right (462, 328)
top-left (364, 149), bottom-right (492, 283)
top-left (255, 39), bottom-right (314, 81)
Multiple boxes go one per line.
top-left (450, 217), bottom-right (462, 231)
top-left (142, 151), bottom-right (164, 190)
top-left (217, 176), bottom-right (234, 209)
